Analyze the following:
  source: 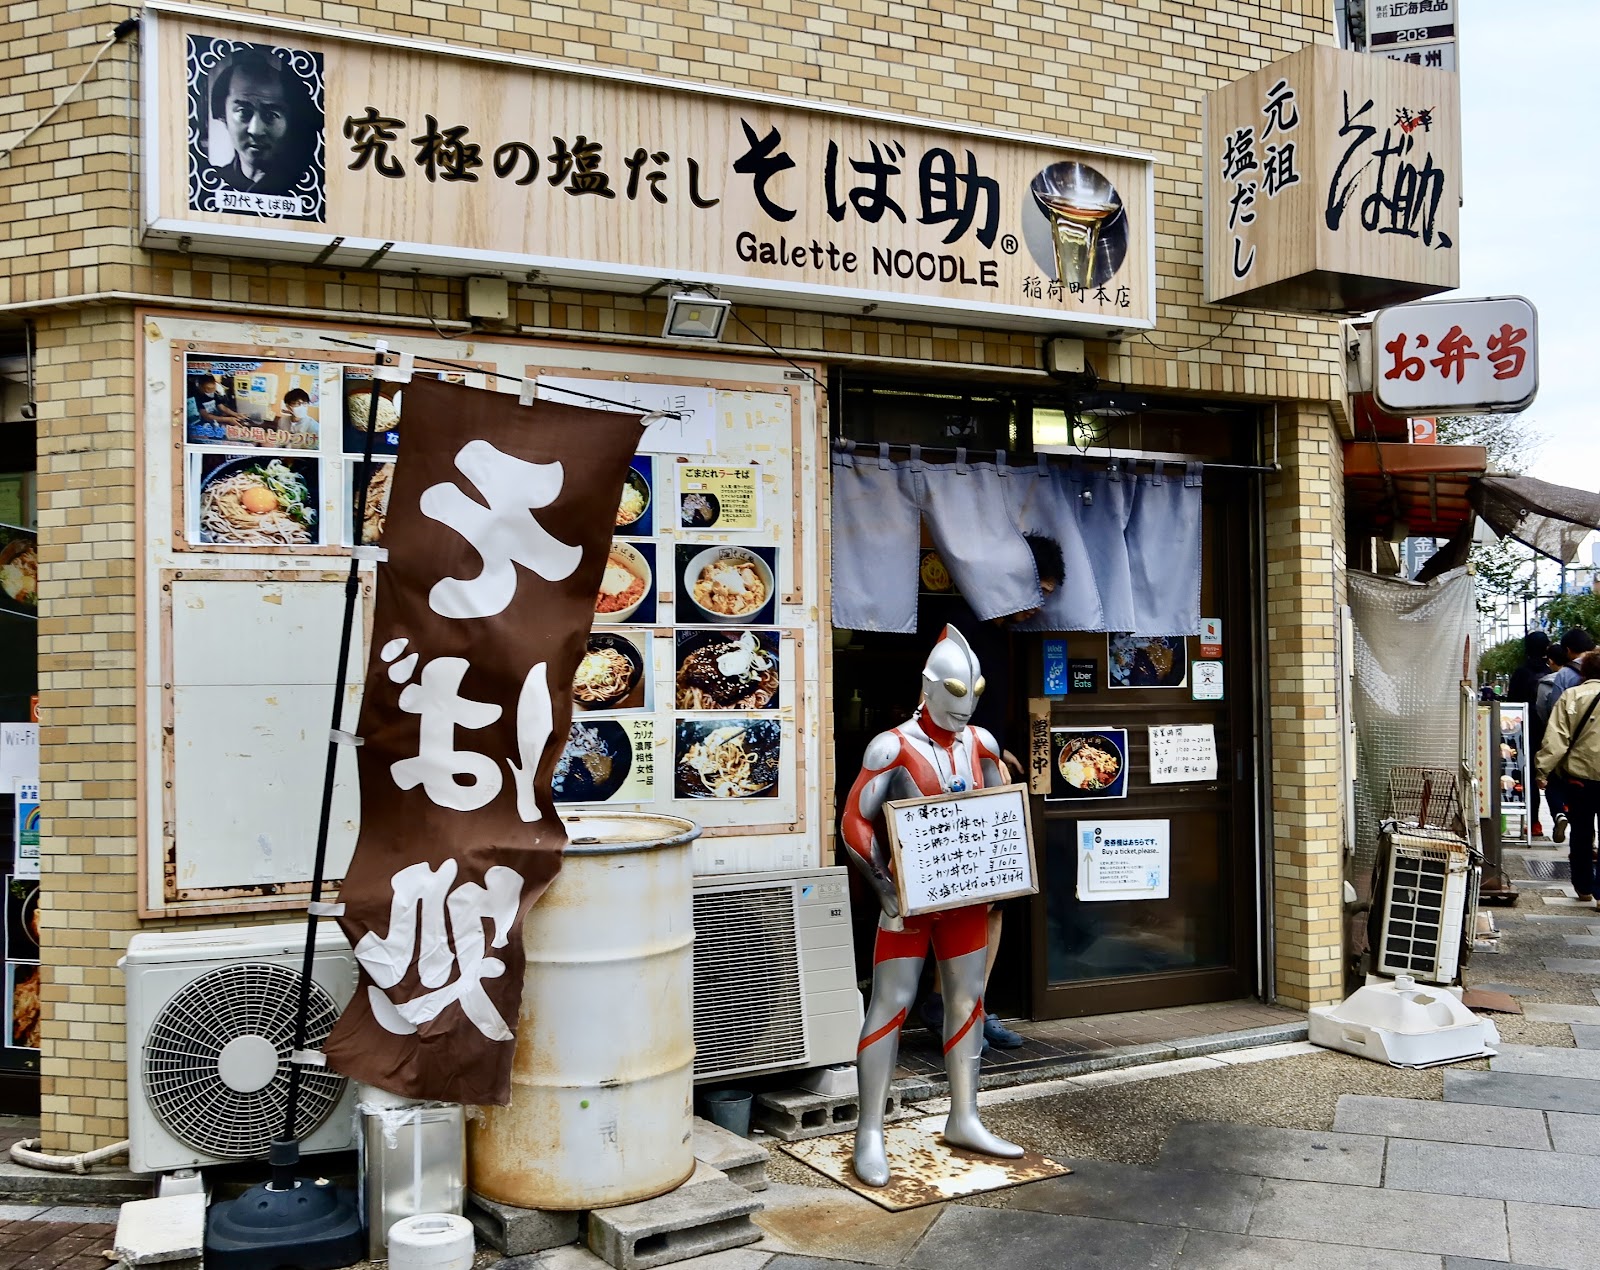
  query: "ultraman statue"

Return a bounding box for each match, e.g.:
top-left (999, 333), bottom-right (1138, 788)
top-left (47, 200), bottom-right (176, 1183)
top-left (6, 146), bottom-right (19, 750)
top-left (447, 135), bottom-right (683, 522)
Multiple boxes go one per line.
top-left (840, 625), bottom-right (1024, 1186)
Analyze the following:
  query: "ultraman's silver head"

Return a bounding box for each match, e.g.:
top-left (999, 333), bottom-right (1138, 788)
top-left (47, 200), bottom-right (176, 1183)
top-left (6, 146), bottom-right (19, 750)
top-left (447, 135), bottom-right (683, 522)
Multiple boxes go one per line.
top-left (920, 624), bottom-right (985, 733)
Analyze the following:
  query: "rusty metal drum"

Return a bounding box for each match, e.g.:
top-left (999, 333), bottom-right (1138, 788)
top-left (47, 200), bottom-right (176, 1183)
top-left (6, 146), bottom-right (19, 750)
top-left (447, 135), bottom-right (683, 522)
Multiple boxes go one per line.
top-left (467, 812), bottom-right (699, 1211)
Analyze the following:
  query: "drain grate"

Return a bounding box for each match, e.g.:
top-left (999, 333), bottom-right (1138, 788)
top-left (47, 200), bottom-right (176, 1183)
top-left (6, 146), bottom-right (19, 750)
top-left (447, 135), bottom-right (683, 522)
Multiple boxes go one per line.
top-left (1524, 858), bottom-right (1571, 882)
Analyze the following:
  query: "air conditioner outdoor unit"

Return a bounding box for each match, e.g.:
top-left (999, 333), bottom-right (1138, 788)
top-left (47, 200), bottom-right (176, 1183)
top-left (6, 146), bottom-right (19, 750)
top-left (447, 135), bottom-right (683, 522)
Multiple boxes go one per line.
top-left (122, 922), bottom-right (359, 1175)
top-left (692, 867), bottom-right (862, 1082)
top-left (1375, 825), bottom-right (1476, 985)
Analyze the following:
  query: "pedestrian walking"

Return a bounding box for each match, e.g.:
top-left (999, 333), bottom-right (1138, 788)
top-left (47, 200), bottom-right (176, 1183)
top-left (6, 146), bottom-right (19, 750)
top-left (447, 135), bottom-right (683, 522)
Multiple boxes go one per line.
top-left (1536, 650), bottom-right (1600, 907)
top-left (1510, 629), bottom-right (1552, 836)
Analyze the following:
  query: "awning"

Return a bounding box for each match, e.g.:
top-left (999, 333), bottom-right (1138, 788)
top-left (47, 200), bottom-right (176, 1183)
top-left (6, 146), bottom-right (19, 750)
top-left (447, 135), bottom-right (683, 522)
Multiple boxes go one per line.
top-left (1471, 474), bottom-right (1600, 564)
top-left (1343, 442), bottom-right (1488, 539)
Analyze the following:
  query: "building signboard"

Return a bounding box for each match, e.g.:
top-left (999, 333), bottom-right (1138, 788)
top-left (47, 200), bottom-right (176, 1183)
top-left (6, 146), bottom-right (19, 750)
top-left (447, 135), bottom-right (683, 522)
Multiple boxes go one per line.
top-left (1371, 297), bottom-right (1538, 415)
top-left (1365, 0), bottom-right (1456, 52)
top-left (142, 6), bottom-right (1155, 333)
top-left (1204, 44), bottom-right (1460, 312)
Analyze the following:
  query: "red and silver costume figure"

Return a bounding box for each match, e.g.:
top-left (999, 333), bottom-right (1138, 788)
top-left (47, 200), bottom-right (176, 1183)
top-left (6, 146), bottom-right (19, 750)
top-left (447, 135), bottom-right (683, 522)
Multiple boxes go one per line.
top-left (840, 625), bottom-right (1024, 1186)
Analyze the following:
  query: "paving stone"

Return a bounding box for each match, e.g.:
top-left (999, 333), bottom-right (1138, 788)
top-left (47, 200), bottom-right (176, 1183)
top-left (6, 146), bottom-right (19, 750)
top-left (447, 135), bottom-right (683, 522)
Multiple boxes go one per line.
top-left (1521, 914), bottom-right (1600, 924)
top-left (588, 1175), bottom-right (762, 1270)
top-left (1522, 1003), bottom-right (1600, 1025)
top-left (1572, 1024), bottom-right (1600, 1050)
top-left (1563, 936), bottom-right (1600, 949)
top-left (1444, 1261), bottom-right (1556, 1270)
top-left (112, 1194), bottom-right (204, 1266)
top-left (1175, 1232), bottom-right (1442, 1269)
top-left (904, 1205), bottom-right (1184, 1270)
top-left (468, 1193), bottom-right (581, 1256)
top-left (1507, 1200), bottom-right (1598, 1270)
top-left (1543, 958), bottom-right (1600, 975)
top-left (1545, 1111), bottom-right (1600, 1155)
top-left (0, 1205), bottom-right (45, 1220)
top-left (1333, 1094), bottom-right (1551, 1150)
top-left (1491, 1045), bottom-right (1600, 1080)
top-left (1445, 1069), bottom-right (1600, 1116)
top-left (763, 1259), bottom-right (868, 1270)
top-left (995, 1158), bottom-right (1260, 1233)
top-left (1385, 1138), bottom-right (1600, 1206)
top-left (1159, 1122), bottom-right (1383, 1186)
top-left (1246, 1178), bottom-right (1508, 1259)
top-left (693, 1118), bottom-right (768, 1193)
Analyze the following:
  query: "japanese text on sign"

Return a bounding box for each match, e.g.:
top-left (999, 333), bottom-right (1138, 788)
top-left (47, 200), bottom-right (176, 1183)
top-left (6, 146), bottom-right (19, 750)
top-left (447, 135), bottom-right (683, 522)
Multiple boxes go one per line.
top-left (1372, 297), bottom-right (1538, 414)
top-left (678, 465), bottom-right (759, 530)
top-left (1077, 819), bottom-right (1170, 902)
top-left (1148, 725), bottom-right (1219, 785)
top-left (884, 785), bottom-right (1037, 916)
top-left (1220, 77), bottom-right (1302, 281)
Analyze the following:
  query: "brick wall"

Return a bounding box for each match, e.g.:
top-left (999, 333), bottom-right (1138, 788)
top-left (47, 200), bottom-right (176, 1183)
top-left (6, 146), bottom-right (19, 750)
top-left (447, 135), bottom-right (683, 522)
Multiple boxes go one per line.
top-left (4, 0), bottom-right (1353, 1147)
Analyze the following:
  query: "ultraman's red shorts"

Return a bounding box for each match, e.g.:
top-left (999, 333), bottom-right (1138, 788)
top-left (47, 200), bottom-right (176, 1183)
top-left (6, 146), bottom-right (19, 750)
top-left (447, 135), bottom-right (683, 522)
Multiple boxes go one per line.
top-left (873, 902), bottom-right (989, 964)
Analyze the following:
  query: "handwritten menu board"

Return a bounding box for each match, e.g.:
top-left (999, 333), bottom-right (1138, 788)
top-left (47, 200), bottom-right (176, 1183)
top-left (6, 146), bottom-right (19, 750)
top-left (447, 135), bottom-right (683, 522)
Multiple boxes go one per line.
top-left (884, 785), bottom-right (1038, 916)
top-left (1148, 724), bottom-right (1218, 784)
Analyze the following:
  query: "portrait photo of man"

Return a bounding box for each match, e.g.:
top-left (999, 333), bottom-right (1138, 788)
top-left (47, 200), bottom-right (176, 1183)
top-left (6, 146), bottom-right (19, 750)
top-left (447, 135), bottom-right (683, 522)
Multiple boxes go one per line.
top-left (187, 37), bottom-right (326, 222)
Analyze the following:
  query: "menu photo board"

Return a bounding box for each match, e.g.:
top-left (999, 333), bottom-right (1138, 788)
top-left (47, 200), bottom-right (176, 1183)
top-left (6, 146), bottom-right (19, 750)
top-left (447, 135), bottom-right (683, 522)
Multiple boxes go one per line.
top-left (883, 784), bottom-right (1038, 916)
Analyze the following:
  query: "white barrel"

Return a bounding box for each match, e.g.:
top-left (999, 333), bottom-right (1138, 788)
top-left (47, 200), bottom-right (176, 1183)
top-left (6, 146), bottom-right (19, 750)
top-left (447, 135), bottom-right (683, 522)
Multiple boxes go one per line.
top-left (387, 1215), bottom-right (474, 1270)
top-left (468, 812), bottom-right (699, 1210)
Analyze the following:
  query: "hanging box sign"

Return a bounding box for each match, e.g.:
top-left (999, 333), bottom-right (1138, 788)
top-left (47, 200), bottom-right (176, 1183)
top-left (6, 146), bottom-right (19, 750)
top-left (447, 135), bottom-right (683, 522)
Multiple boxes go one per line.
top-left (1203, 44), bottom-right (1460, 313)
top-left (1371, 297), bottom-right (1539, 415)
top-left (142, 10), bottom-right (1155, 334)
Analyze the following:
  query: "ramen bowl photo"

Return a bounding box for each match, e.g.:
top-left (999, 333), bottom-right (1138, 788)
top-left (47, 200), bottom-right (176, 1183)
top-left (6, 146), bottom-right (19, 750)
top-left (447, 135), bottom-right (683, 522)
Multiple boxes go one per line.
top-left (683, 546), bottom-right (775, 623)
top-left (595, 542), bottom-right (652, 624)
top-left (573, 632), bottom-right (646, 710)
top-left (616, 466), bottom-right (651, 530)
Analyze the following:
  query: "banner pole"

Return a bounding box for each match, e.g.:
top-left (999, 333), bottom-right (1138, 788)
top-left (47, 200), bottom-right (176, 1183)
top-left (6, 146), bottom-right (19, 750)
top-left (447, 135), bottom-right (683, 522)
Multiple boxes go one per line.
top-left (272, 342), bottom-right (389, 1189)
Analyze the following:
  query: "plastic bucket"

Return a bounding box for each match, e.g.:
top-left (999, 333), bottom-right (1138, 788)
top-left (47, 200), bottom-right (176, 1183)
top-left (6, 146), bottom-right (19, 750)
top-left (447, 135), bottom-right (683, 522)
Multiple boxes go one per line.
top-left (468, 813), bottom-right (700, 1211)
top-left (700, 1089), bottom-right (754, 1138)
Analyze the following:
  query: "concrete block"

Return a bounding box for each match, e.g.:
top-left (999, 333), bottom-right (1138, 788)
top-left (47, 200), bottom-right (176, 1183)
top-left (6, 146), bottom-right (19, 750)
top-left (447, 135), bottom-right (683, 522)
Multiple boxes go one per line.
top-left (693, 1117), bottom-right (769, 1192)
top-left (1445, 1069), bottom-right (1600, 1116)
top-left (1523, 1003), bottom-right (1600, 1025)
top-left (754, 1085), bottom-right (890, 1141)
top-left (112, 1193), bottom-right (205, 1266)
top-left (467, 1192), bottom-right (581, 1256)
top-left (1247, 1178), bottom-right (1508, 1260)
top-left (1572, 1024), bottom-right (1600, 1049)
top-left (588, 1174), bottom-right (762, 1270)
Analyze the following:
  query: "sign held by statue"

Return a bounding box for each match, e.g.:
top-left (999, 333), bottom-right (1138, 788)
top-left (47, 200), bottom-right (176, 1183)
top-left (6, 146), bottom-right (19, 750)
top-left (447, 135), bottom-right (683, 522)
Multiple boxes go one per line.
top-left (883, 785), bottom-right (1038, 916)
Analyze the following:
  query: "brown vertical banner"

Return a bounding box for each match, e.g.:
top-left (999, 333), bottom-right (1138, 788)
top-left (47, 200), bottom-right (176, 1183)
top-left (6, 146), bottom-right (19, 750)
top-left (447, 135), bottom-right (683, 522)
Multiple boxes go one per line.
top-left (324, 376), bottom-right (642, 1105)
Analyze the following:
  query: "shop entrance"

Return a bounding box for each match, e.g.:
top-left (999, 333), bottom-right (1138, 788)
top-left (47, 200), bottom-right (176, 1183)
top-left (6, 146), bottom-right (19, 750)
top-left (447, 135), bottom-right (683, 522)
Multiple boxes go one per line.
top-left (1027, 470), bottom-right (1258, 1018)
top-left (830, 379), bottom-right (1262, 1021)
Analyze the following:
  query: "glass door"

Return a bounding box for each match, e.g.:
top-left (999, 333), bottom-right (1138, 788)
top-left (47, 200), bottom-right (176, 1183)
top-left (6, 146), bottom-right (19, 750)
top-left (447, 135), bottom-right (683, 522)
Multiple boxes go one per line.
top-left (1028, 471), bottom-right (1259, 1017)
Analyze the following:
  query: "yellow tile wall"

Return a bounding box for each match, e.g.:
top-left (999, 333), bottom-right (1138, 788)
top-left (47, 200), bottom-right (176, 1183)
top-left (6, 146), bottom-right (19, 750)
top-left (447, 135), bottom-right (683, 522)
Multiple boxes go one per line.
top-left (6, 0), bottom-right (1351, 1147)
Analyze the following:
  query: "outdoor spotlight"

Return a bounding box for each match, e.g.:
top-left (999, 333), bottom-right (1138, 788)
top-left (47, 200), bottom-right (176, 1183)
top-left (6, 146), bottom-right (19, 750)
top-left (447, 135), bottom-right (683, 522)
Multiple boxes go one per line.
top-left (663, 288), bottom-right (731, 340)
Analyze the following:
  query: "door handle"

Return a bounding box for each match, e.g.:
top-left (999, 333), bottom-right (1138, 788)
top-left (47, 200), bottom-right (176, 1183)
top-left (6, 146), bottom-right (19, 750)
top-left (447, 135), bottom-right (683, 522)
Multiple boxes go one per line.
top-left (1234, 748), bottom-right (1247, 782)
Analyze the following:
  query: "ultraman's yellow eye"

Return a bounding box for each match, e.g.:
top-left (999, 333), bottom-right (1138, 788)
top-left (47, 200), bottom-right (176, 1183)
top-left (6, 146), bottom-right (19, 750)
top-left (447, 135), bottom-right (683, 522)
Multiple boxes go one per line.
top-left (942, 678), bottom-right (969, 698)
top-left (973, 676), bottom-right (986, 697)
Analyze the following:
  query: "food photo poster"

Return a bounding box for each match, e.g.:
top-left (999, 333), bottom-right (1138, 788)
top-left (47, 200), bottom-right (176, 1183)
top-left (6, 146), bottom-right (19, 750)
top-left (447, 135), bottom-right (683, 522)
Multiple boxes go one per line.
top-left (674, 544), bottom-right (779, 627)
top-left (1046, 727), bottom-right (1130, 801)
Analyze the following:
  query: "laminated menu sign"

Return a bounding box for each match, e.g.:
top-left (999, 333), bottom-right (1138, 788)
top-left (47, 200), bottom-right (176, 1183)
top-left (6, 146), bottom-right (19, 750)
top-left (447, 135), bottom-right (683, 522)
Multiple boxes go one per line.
top-left (883, 784), bottom-right (1037, 916)
top-left (677, 464), bottom-right (759, 530)
top-left (1148, 725), bottom-right (1218, 784)
top-left (11, 783), bottom-right (36, 881)
top-left (1077, 819), bottom-right (1170, 901)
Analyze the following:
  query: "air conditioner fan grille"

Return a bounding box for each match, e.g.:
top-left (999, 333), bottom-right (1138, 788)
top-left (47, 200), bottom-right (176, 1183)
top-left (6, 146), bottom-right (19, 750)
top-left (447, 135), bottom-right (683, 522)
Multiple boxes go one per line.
top-left (693, 887), bottom-right (805, 1077)
top-left (142, 961), bottom-right (345, 1160)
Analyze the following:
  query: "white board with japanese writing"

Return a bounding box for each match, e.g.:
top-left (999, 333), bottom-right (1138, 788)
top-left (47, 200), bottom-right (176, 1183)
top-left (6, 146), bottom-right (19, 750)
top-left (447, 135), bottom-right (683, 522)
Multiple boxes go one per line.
top-left (883, 784), bottom-right (1037, 917)
top-left (1148, 725), bottom-right (1218, 785)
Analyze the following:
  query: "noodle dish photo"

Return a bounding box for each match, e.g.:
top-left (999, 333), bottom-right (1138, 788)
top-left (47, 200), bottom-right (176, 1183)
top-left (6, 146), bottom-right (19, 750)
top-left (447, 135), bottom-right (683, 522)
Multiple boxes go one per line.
top-left (197, 454), bottom-right (319, 547)
top-left (594, 542), bottom-right (655, 625)
top-left (1108, 634), bottom-right (1189, 688)
top-left (1046, 727), bottom-right (1129, 801)
top-left (0, 528), bottom-right (37, 615)
top-left (677, 544), bottom-right (777, 625)
top-left (552, 720), bottom-right (633, 803)
top-left (573, 633), bottom-right (647, 711)
top-left (674, 719), bottom-right (781, 799)
top-left (615, 461), bottom-right (651, 531)
top-left (675, 630), bottom-right (779, 710)
top-left (352, 460), bottom-right (393, 545)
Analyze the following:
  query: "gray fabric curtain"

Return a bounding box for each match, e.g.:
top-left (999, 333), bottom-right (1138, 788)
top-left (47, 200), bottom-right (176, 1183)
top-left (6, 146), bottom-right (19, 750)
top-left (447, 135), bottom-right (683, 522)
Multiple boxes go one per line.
top-left (831, 443), bottom-right (1204, 636)
top-left (1470, 475), bottom-right (1600, 565)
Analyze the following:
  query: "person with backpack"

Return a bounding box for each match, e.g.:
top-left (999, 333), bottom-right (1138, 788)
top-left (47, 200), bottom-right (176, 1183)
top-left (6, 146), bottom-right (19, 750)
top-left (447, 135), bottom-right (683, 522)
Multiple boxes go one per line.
top-left (1537, 651), bottom-right (1600, 908)
top-left (1537, 630), bottom-right (1597, 844)
top-left (1511, 630), bottom-right (1552, 836)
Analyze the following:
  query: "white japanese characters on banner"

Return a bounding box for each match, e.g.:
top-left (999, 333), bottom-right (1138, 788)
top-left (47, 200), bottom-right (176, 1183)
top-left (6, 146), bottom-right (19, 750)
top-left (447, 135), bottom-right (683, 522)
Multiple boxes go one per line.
top-left (324, 376), bottom-right (645, 1106)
